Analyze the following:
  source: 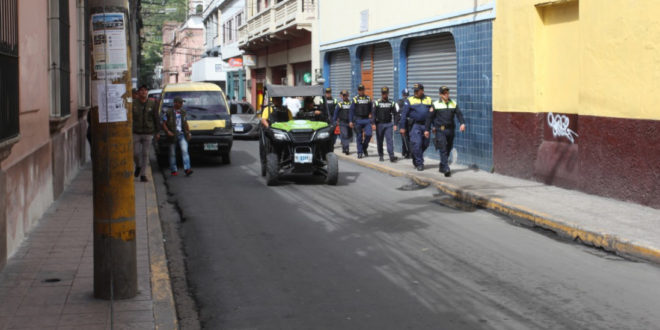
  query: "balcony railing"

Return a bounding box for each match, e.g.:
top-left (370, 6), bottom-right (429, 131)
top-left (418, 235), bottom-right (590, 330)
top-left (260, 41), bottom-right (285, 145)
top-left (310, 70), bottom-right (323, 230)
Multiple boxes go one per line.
top-left (238, 0), bottom-right (315, 47)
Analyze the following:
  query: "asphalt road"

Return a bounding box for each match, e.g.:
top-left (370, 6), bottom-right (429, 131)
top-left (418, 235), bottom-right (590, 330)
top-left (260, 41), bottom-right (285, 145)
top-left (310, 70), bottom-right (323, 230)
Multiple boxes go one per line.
top-left (162, 140), bottom-right (660, 330)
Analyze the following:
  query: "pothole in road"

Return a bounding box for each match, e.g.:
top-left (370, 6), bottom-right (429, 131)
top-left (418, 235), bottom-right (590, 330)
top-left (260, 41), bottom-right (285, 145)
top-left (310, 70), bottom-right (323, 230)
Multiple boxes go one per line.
top-left (397, 179), bottom-right (429, 191)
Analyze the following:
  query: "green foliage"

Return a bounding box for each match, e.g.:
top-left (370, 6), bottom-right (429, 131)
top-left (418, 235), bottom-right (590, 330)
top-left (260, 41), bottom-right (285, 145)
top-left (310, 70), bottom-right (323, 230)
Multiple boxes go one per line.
top-left (139, 0), bottom-right (188, 88)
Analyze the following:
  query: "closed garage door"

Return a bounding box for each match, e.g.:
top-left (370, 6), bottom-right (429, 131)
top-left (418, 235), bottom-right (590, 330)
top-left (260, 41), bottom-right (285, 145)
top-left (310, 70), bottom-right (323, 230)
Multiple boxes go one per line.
top-left (407, 34), bottom-right (457, 95)
top-left (372, 43), bottom-right (393, 100)
top-left (329, 50), bottom-right (351, 99)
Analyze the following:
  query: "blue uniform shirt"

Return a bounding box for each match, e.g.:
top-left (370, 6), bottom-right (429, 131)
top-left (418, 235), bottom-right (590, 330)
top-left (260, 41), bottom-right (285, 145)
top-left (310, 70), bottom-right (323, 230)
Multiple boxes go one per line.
top-left (399, 95), bottom-right (434, 128)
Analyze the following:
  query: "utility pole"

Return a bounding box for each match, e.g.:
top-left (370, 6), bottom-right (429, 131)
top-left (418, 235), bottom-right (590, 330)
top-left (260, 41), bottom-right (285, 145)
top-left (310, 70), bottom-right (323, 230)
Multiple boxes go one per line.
top-left (88, 0), bottom-right (137, 299)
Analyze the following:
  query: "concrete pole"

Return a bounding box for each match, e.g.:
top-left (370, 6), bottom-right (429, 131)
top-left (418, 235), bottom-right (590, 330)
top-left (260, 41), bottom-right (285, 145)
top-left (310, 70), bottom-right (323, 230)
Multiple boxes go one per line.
top-left (88, 0), bottom-right (137, 300)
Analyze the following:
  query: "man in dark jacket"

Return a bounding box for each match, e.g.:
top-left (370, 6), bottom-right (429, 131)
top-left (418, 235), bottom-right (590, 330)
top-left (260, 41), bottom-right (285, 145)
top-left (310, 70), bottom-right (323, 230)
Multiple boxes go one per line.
top-left (162, 96), bottom-right (193, 177)
top-left (132, 85), bottom-right (160, 182)
top-left (372, 86), bottom-right (398, 162)
top-left (425, 86), bottom-right (465, 177)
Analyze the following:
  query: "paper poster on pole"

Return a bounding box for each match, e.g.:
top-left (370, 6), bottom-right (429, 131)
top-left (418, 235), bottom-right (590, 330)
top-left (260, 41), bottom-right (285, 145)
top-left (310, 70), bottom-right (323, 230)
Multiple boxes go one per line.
top-left (96, 83), bottom-right (127, 123)
top-left (91, 13), bottom-right (128, 79)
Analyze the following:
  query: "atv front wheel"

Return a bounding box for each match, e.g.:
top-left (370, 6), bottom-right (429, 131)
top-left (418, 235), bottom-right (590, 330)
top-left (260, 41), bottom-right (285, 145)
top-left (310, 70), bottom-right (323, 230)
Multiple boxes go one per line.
top-left (266, 153), bottom-right (279, 186)
top-left (325, 152), bottom-right (338, 185)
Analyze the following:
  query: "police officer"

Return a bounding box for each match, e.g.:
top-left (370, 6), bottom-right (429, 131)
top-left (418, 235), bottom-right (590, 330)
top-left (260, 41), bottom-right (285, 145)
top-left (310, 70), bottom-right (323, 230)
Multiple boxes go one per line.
top-left (425, 86), bottom-right (465, 177)
top-left (323, 88), bottom-right (339, 146)
top-left (395, 88), bottom-right (411, 159)
top-left (372, 86), bottom-right (398, 162)
top-left (349, 84), bottom-right (373, 159)
top-left (399, 83), bottom-right (433, 171)
top-left (332, 90), bottom-right (353, 155)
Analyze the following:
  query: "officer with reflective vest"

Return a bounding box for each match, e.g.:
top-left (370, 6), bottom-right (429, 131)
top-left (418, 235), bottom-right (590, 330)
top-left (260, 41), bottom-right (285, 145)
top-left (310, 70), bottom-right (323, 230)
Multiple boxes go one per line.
top-left (260, 96), bottom-right (293, 128)
top-left (332, 90), bottom-right (353, 155)
top-left (372, 86), bottom-right (399, 162)
top-left (349, 84), bottom-right (373, 159)
top-left (395, 88), bottom-right (411, 159)
top-left (323, 87), bottom-right (339, 146)
top-left (425, 86), bottom-right (465, 177)
top-left (399, 83), bottom-right (433, 171)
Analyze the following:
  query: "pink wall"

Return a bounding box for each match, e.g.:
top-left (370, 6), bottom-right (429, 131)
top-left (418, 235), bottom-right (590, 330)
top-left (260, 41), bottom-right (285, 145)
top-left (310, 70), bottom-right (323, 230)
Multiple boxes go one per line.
top-left (1, 0), bottom-right (88, 259)
top-left (161, 22), bottom-right (203, 85)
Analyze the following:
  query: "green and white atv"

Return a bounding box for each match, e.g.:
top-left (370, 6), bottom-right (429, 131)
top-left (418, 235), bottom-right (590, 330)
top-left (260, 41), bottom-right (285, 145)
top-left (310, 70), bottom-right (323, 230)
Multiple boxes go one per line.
top-left (259, 84), bottom-right (338, 186)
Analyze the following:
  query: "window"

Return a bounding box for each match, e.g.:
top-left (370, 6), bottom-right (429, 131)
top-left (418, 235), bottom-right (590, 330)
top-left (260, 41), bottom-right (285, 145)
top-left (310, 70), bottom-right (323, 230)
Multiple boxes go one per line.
top-left (227, 18), bottom-right (233, 42)
top-left (236, 12), bottom-right (242, 27)
top-left (49, 0), bottom-right (71, 118)
top-left (0, 0), bottom-right (19, 142)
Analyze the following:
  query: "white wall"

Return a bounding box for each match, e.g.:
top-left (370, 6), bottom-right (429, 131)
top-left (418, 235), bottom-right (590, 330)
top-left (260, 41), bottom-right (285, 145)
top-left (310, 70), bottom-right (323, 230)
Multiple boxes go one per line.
top-left (192, 57), bottom-right (228, 82)
top-left (220, 0), bottom-right (245, 60)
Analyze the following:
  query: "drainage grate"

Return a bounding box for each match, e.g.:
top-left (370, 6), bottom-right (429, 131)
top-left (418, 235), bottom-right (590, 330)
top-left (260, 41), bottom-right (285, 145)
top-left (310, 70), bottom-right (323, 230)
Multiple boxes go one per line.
top-left (42, 278), bottom-right (61, 283)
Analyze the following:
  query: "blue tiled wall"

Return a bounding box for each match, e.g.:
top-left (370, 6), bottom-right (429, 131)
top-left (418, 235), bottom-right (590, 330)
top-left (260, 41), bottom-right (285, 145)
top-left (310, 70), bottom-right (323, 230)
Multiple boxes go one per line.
top-left (322, 20), bottom-right (493, 170)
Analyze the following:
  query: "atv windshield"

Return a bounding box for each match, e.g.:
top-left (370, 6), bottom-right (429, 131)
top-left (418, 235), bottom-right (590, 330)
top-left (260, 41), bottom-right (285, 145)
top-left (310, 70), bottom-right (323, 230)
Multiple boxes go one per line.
top-left (162, 91), bottom-right (229, 120)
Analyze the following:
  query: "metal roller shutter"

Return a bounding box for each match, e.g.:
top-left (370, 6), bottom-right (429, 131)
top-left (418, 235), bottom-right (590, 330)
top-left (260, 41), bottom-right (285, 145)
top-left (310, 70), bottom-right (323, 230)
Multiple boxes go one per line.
top-left (407, 34), bottom-right (457, 96)
top-left (329, 50), bottom-right (351, 99)
top-left (372, 43), bottom-right (393, 100)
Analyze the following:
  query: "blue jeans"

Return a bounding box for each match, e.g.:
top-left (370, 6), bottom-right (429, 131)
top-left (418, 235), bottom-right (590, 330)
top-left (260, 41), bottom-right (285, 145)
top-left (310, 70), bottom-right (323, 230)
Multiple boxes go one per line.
top-left (169, 133), bottom-right (191, 172)
top-left (354, 118), bottom-right (373, 154)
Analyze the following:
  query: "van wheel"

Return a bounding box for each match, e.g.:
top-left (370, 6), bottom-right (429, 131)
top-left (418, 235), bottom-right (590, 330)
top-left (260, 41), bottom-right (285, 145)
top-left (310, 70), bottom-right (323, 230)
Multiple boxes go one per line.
top-left (266, 153), bottom-right (279, 186)
top-left (325, 152), bottom-right (338, 185)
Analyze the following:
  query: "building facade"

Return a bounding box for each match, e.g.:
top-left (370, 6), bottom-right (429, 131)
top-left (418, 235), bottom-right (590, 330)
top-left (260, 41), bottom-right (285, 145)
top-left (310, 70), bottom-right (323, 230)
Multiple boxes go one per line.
top-left (493, 0), bottom-right (660, 208)
top-left (161, 9), bottom-right (205, 86)
top-left (0, 0), bottom-right (91, 269)
top-left (238, 0), bottom-right (317, 109)
top-left (320, 0), bottom-right (495, 170)
top-left (219, 0), bottom-right (246, 101)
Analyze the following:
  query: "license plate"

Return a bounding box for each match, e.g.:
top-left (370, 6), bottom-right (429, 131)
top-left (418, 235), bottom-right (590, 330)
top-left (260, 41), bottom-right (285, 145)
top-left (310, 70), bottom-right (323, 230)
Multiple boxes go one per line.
top-left (294, 153), bottom-right (313, 164)
top-left (204, 143), bottom-right (218, 151)
top-left (234, 125), bottom-right (244, 132)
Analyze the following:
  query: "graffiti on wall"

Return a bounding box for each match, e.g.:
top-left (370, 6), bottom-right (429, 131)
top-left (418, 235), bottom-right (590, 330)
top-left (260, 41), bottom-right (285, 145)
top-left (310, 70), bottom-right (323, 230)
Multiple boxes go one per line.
top-left (547, 112), bottom-right (578, 143)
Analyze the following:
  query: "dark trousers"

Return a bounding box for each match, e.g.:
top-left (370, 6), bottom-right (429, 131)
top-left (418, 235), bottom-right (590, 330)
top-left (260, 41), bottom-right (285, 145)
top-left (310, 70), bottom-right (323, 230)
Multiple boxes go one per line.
top-left (354, 118), bottom-right (373, 154)
top-left (376, 122), bottom-right (394, 158)
top-left (400, 121), bottom-right (412, 157)
top-left (339, 122), bottom-right (353, 151)
top-left (435, 128), bottom-right (455, 171)
top-left (410, 123), bottom-right (430, 167)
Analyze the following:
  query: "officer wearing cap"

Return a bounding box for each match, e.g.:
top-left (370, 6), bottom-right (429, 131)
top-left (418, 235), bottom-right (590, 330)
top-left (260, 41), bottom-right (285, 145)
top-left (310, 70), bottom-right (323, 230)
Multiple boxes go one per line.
top-left (372, 86), bottom-right (398, 162)
top-left (349, 84), bottom-right (373, 158)
top-left (162, 96), bottom-right (193, 176)
top-left (425, 86), bottom-right (465, 177)
top-left (332, 90), bottom-right (353, 155)
top-left (399, 83), bottom-right (433, 171)
top-left (395, 88), bottom-right (411, 158)
top-left (323, 87), bottom-right (339, 146)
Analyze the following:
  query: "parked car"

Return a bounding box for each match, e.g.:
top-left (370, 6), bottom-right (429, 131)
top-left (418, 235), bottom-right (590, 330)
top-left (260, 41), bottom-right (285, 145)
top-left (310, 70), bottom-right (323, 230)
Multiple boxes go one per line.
top-left (155, 82), bottom-right (233, 164)
top-left (230, 102), bottom-right (259, 139)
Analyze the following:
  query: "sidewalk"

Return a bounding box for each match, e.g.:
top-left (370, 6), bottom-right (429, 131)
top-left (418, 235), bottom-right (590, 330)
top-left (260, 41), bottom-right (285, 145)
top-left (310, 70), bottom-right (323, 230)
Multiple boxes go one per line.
top-left (337, 141), bottom-right (660, 264)
top-left (0, 165), bottom-right (176, 329)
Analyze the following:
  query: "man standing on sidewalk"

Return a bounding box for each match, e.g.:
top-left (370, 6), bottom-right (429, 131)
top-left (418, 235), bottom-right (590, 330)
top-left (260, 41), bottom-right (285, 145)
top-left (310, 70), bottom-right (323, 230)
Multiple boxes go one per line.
top-left (395, 88), bottom-right (411, 159)
top-left (132, 85), bottom-right (159, 182)
top-left (350, 84), bottom-right (373, 159)
top-left (425, 86), bottom-right (465, 177)
top-left (323, 88), bottom-right (339, 147)
top-left (162, 96), bottom-right (193, 177)
top-left (399, 83), bottom-right (433, 171)
top-left (372, 86), bottom-right (398, 162)
top-left (332, 90), bottom-right (353, 155)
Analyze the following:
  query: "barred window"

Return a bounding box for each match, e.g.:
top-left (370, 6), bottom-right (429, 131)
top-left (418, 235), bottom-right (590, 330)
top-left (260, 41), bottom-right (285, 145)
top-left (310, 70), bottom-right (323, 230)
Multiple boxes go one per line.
top-left (0, 0), bottom-right (19, 142)
top-left (49, 0), bottom-right (71, 118)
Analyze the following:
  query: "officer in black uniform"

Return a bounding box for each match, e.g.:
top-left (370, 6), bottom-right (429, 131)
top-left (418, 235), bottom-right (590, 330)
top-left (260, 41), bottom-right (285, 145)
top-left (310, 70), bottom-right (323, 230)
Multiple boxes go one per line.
top-left (372, 86), bottom-right (398, 162)
top-left (332, 90), bottom-right (353, 155)
top-left (349, 84), bottom-right (373, 159)
top-left (399, 83), bottom-right (433, 171)
top-left (396, 88), bottom-right (411, 158)
top-left (425, 86), bottom-right (466, 177)
top-left (323, 87), bottom-right (339, 146)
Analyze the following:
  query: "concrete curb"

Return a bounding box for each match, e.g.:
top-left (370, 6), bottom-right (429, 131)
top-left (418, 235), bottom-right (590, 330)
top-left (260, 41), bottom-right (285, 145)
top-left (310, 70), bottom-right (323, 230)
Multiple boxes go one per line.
top-left (145, 165), bottom-right (179, 329)
top-left (337, 153), bottom-right (660, 265)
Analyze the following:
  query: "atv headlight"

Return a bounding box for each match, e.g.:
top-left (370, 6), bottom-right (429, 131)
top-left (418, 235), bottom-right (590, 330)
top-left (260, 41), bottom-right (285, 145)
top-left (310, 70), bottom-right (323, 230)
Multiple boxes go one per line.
top-left (316, 131), bottom-right (330, 140)
top-left (273, 130), bottom-right (290, 141)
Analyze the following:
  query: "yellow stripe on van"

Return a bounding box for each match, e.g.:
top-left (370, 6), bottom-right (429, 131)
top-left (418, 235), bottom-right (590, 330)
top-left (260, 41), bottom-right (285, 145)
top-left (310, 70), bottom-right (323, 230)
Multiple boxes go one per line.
top-left (188, 120), bottom-right (226, 130)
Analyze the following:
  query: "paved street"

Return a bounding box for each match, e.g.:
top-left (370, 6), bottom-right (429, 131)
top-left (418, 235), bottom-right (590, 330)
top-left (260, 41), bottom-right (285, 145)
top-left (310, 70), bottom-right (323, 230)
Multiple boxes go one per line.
top-left (161, 141), bottom-right (660, 330)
